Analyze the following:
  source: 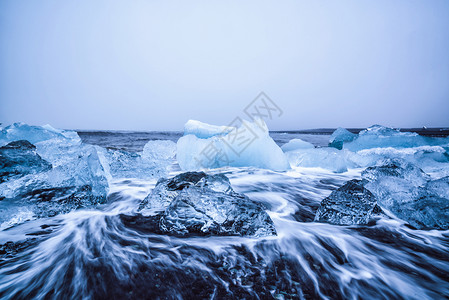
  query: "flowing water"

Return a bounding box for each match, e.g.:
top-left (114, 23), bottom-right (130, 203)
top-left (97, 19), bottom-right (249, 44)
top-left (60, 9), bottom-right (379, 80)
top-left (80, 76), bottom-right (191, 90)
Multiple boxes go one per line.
top-left (0, 132), bottom-right (448, 299)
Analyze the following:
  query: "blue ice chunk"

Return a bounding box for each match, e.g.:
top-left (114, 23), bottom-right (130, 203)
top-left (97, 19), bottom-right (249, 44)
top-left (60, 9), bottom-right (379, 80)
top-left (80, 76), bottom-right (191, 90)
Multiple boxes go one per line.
top-left (139, 172), bottom-right (276, 237)
top-left (177, 119), bottom-right (289, 171)
top-left (343, 125), bottom-right (448, 151)
top-left (362, 159), bottom-right (449, 230)
top-left (0, 122), bottom-right (80, 146)
top-left (328, 127), bottom-right (356, 150)
top-left (314, 180), bottom-right (383, 225)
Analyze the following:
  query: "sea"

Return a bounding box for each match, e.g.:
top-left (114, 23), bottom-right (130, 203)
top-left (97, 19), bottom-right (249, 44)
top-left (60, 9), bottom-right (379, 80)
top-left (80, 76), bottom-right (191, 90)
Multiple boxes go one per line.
top-left (0, 128), bottom-right (448, 299)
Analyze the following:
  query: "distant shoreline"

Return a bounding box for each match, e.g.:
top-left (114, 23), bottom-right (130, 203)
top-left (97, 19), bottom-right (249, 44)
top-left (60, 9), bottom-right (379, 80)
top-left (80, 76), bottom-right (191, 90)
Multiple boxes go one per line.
top-left (77, 128), bottom-right (449, 137)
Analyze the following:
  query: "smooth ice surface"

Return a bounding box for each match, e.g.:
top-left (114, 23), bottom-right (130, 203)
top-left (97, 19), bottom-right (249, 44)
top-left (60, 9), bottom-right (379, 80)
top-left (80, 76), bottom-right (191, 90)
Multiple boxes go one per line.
top-left (314, 180), bottom-right (382, 225)
top-left (328, 127), bottom-right (356, 150)
top-left (362, 159), bottom-right (449, 230)
top-left (281, 138), bottom-right (314, 152)
top-left (139, 172), bottom-right (276, 237)
top-left (177, 119), bottom-right (289, 171)
top-left (184, 119), bottom-right (234, 138)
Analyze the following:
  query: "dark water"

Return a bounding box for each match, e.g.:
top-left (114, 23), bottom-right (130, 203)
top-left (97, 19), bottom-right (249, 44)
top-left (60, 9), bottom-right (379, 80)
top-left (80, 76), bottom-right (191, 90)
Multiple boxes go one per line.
top-left (1, 131), bottom-right (449, 299)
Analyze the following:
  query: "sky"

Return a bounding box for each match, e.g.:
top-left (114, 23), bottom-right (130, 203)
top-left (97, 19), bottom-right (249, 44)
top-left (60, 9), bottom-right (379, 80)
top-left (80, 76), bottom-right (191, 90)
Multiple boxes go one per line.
top-left (0, 0), bottom-right (448, 131)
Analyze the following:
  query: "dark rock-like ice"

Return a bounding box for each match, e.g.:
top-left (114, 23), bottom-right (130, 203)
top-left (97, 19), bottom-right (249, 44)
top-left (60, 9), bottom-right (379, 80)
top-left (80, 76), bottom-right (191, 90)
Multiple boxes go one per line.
top-left (314, 180), bottom-right (383, 225)
top-left (0, 140), bottom-right (52, 183)
top-left (138, 172), bottom-right (276, 237)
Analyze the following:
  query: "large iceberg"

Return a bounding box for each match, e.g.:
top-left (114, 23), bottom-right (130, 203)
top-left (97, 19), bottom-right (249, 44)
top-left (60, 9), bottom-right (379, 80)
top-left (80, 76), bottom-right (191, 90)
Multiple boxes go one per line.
top-left (137, 172), bottom-right (276, 237)
top-left (177, 119), bottom-right (289, 171)
top-left (328, 127), bottom-right (356, 150)
top-left (0, 123), bottom-right (109, 229)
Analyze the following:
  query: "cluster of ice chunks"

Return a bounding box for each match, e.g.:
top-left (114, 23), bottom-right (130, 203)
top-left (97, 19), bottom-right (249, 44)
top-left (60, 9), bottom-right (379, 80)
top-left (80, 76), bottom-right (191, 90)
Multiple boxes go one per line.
top-left (314, 180), bottom-right (383, 225)
top-left (315, 159), bottom-right (449, 230)
top-left (0, 123), bottom-right (109, 229)
top-left (97, 140), bottom-right (176, 180)
top-left (328, 127), bottom-right (357, 150)
top-left (177, 119), bottom-right (289, 171)
top-left (342, 125), bottom-right (449, 151)
top-left (138, 172), bottom-right (276, 237)
top-left (283, 125), bottom-right (449, 173)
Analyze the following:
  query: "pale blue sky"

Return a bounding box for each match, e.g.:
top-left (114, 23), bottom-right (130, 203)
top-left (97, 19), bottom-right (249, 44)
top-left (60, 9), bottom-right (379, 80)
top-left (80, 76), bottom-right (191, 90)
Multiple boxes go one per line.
top-left (1, 0), bottom-right (448, 130)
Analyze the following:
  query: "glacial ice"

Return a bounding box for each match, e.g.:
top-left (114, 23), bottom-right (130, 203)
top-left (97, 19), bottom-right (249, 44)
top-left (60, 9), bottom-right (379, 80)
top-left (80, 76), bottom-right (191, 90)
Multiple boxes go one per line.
top-left (139, 171), bottom-right (233, 212)
top-left (285, 143), bottom-right (448, 173)
top-left (138, 172), bottom-right (276, 237)
top-left (97, 140), bottom-right (176, 179)
top-left (0, 140), bottom-right (52, 183)
top-left (343, 125), bottom-right (447, 151)
top-left (177, 119), bottom-right (289, 171)
top-left (314, 180), bottom-right (382, 225)
top-left (362, 159), bottom-right (449, 230)
top-left (184, 119), bottom-right (233, 138)
top-left (0, 122), bottom-right (80, 147)
top-left (142, 140), bottom-right (176, 161)
top-left (328, 127), bottom-right (356, 150)
top-left (281, 138), bottom-right (314, 152)
top-left (285, 148), bottom-right (353, 173)
top-left (0, 123), bottom-right (109, 229)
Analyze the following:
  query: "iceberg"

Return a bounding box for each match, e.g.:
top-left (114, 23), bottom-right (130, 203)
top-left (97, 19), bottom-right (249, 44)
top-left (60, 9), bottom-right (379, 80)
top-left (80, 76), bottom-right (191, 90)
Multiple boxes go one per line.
top-left (281, 138), bottom-right (314, 152)
top-left (0, 123), bottom-right (109, 229)
top-left (177, 119), bottom-right (289, 171)
top-left (343, 125), bottom-right (447, 151)
top-left (137, 172), bottom-right (276, 237)
top-left (362, 159), bottom-right (449, 230)
top-left (0, 122), bottom-right (80, 147)
top-left (328, 127), bottom-right (356, 150)
top-left (314, 180), bottom-right (383, 225)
